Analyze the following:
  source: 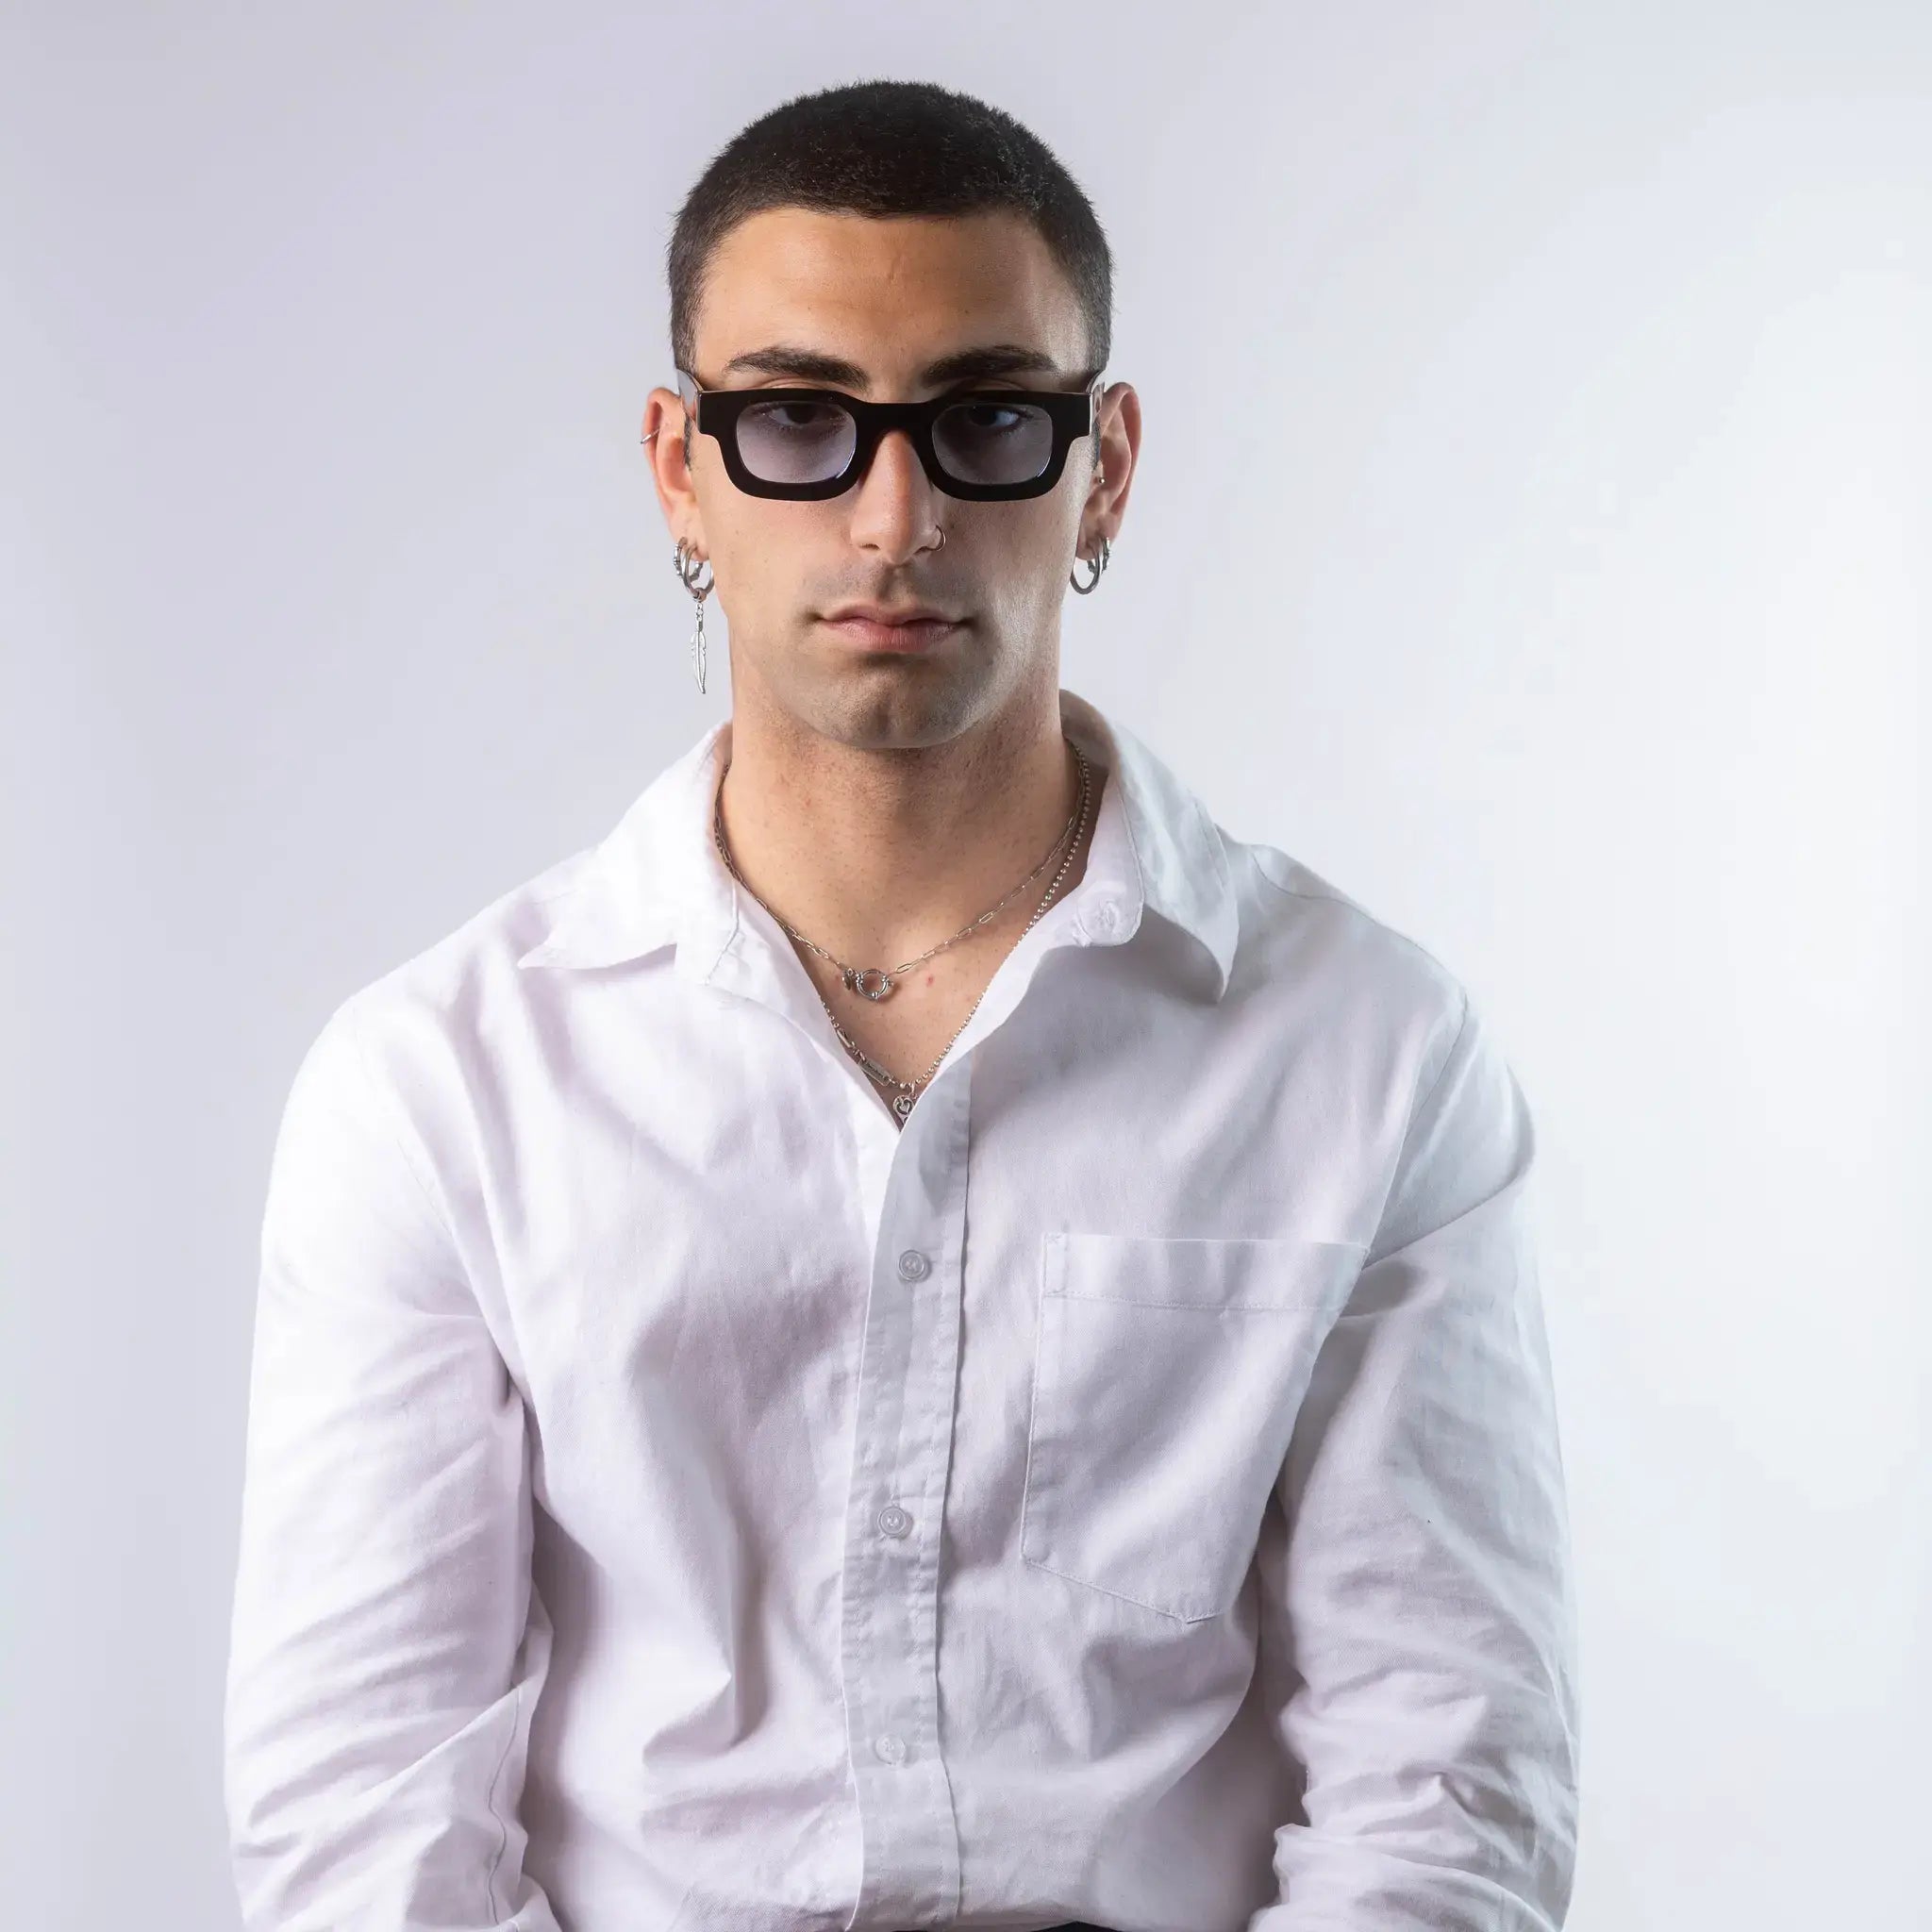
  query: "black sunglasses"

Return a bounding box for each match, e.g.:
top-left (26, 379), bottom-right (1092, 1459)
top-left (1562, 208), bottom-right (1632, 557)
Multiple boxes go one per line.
top-left (675, 366), bottom-right (1104, 502)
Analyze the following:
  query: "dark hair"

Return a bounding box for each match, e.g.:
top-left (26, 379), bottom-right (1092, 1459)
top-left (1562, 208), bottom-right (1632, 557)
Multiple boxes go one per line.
top-left (666, 79), bottom-right (1113, 399)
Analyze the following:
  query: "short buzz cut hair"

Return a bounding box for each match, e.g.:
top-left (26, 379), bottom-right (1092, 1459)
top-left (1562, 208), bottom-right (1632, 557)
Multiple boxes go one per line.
top-left (665, 78), bottom-right (1114, 411)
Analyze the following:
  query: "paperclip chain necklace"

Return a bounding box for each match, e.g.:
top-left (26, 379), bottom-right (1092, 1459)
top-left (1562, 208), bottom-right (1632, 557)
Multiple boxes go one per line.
top-left (712, 736), bottom-right (1095, 1125)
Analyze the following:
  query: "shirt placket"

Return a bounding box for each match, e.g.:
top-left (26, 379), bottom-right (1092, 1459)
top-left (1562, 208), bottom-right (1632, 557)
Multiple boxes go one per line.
top-left (838, 1067), bottom-right (973, 1930)
top-left (708, 886), bottom-right (1105, 1927)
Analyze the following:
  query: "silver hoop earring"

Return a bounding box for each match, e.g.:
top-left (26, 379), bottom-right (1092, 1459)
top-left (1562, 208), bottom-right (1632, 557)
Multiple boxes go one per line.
top-left (674, 538), bottom-right (715, 693)
top-left (1070, 534), bottom-right (1111, 594)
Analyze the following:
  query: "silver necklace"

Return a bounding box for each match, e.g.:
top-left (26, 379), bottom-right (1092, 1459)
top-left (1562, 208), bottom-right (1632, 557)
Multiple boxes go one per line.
top-left (713, 737), bottom-right (1095, 1125)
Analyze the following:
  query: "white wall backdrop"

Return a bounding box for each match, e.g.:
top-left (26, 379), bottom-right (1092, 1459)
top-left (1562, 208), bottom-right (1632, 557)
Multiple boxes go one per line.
top-left (4, 5), bottom-right (1924, 1928)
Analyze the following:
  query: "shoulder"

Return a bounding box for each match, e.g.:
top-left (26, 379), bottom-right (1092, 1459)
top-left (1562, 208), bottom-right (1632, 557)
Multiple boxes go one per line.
top-left (1228, 833), bottom-right (1534, 1250)
top-left (1230, 832), bottom-right (1472, 1068)
top-left (311, 841), bottom-right (596, 1125)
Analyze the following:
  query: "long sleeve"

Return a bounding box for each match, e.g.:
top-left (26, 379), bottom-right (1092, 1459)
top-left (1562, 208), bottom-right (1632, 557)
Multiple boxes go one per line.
top-left (224, 997), bottom-right (560, 1932)
top-left (1253, 988), bottom-right (1582, 1930)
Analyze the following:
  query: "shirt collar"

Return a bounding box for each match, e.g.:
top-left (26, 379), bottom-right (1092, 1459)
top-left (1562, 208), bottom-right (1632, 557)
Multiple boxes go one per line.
top-left (515, 686), bottom-right (1239, 997)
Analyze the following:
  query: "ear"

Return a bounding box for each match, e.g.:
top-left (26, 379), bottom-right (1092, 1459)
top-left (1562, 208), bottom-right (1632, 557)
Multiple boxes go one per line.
top-left (1082, 379), bottom-right (1139, 552)
top-left (641, 387), bottom-right (706, 555)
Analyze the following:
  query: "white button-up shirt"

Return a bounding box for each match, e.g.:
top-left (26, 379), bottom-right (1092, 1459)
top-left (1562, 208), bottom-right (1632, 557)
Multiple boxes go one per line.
top-left (225, 686), bottom-right (1581, 1932)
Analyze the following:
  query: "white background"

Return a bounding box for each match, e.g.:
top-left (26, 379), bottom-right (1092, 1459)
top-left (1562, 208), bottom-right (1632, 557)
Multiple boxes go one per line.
top-left (4, 5), bottom-right (1925, 1928)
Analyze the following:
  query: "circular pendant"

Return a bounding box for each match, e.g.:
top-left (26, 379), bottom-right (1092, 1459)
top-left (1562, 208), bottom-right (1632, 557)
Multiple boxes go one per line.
top-left (848, 966), bottom-right (894, 1001)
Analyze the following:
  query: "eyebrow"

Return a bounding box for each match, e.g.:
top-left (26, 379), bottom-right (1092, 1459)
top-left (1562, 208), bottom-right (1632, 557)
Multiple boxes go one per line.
top-left (717, 342), bottom-right (1083, 391)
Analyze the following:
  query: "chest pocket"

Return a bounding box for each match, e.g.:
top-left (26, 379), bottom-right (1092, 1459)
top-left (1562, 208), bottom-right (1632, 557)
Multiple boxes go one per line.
top-left (1020, 1229), bottom-right (1366, 1624)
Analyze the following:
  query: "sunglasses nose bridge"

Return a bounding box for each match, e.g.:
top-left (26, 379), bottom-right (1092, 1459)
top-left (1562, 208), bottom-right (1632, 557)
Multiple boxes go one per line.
top-left (841, 400), bottom-right (940, 490)
top-left (845, 414), bottom-right (945, 522)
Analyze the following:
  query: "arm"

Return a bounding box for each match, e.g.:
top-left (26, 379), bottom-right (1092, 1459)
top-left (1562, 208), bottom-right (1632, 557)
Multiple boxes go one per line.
top-left (1253, 989), bottom-right (1582, 1929)
top-left (224, 998), bottom-right (560, 1931)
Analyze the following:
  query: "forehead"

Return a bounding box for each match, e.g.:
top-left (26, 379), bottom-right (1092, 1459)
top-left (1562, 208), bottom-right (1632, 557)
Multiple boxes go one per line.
top-left (693, 207), bottom-right (1088, 389)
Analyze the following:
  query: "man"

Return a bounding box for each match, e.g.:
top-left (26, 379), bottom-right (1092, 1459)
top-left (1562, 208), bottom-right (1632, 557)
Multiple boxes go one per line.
top-left (225, 78), bottom-right (1580, 1932)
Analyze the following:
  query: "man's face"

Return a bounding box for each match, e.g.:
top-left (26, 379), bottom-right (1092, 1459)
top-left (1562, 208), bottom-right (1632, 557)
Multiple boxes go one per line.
top-left (644, 207), bottom-right (1131, 753)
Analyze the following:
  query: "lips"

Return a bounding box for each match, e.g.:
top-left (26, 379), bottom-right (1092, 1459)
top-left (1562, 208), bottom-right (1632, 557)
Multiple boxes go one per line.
top-left (822, 613), bottom-right (964, 652)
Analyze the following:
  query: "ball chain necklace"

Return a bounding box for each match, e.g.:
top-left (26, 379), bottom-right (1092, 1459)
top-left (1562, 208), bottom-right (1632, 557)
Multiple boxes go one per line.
top-left (711, 736), bottom-right (1095, 1126)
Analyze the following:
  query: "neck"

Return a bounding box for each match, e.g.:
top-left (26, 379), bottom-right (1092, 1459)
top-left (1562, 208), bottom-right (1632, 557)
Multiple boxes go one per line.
top-left (712, 684), bottom-right (1097, 969)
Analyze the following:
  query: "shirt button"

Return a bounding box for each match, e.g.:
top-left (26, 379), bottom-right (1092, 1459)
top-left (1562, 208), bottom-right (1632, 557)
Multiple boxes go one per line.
top-left (895, 1248), bottom-right (931, 1282)
top-left (875, 1504), bottom-right (912, 1539)
top-left (1082, 895), bottom-right (1125, 937)
top-left (874, 1733), bottom-right (907, 1765)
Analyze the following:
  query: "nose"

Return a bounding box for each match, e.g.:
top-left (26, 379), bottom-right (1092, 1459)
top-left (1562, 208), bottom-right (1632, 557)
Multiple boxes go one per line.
top-left (847, 425), bottom-right (942, 562)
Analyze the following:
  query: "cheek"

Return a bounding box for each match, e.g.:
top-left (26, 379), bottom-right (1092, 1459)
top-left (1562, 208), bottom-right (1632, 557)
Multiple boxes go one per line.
top-left (1015, 509), bottom-right (1085, 604)
top-left (710, 515), bottom-right (806, 609)
top-left (962, 501), bottom-right (1081, 583)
